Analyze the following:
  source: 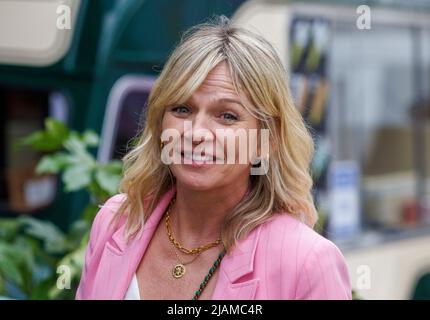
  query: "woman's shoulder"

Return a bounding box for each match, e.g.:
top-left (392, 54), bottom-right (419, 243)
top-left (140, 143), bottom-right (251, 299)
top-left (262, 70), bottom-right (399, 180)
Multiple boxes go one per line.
top-left (258, 213), bottom-right (351, 299)
top-left (96, 193), bottom-right (127, 220)
top-left (90, 193), bottom-right (156, 239)
top-left (89, 194), bottom-right (128, 239)
top-left (260, 213), bottom-right (346, 266)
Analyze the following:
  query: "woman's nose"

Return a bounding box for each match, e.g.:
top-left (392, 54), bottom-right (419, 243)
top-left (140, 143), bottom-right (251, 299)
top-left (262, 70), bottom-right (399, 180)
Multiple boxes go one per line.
top-left (192, 136), bottom-right (204, 145)
top-left (190, 113), bottom-right (214, 144)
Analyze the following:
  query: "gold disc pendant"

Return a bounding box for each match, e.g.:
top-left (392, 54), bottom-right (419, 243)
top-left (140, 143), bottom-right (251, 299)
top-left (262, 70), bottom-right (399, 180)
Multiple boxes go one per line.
top-left (172, 264), bottom-right (186, 279)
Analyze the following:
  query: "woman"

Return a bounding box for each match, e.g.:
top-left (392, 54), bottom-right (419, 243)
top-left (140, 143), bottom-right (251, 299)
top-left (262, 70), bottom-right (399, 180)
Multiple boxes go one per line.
top-left (76, 16), bottom-right (352, 300)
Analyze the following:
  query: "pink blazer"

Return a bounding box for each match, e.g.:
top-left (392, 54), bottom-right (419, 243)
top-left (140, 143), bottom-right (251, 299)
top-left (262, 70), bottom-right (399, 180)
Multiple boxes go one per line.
top-left (76, 187), bottom-right (352, 300)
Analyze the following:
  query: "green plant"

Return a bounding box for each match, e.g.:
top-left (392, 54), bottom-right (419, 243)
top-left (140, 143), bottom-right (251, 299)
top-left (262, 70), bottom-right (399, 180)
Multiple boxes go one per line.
top-left (0, 119), bottom-right (123, 299)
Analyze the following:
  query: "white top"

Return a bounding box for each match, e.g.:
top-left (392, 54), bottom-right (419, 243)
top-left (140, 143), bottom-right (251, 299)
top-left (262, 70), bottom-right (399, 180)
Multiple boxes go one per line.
top-left (124, 273), bottom-right (140, 300)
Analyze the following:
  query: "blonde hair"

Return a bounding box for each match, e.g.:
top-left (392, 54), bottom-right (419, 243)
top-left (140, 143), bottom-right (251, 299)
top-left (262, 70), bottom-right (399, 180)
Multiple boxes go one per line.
top-left (114, 15), bottom-right (318, 253)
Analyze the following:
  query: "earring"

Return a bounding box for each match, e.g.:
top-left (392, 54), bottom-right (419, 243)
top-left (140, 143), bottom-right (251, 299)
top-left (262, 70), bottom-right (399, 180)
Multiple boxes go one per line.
top-left (160, 140), bottom-right (164, 150)
top-left (250, 153), bottom-right (269, 167)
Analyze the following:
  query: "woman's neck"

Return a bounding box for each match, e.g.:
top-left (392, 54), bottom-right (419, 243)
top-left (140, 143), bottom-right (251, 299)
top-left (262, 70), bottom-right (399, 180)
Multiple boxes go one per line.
top-left (170, 179), bottom-right (250, 248)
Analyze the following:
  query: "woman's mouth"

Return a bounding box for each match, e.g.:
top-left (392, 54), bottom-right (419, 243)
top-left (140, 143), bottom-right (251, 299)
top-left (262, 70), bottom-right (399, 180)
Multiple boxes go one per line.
top-left (180, 151), bottom-right (219, 166)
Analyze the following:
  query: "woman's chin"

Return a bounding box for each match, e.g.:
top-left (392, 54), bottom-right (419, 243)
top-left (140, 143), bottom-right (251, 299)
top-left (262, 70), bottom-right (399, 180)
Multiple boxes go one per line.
top-left (173, 171), bottom-right (218, 191)
top-left (177, 179), bottom-right (216, 191)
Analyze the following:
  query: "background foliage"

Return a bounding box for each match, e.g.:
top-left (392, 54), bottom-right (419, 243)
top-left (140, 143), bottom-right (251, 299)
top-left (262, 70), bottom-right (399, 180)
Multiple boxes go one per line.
top-left (0, 119), bottom-right (122, 299)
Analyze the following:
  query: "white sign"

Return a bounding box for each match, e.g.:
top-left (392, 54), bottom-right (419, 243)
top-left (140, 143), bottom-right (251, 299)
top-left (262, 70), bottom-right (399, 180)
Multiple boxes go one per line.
top-left (328, 161), bottom-right (361, 239)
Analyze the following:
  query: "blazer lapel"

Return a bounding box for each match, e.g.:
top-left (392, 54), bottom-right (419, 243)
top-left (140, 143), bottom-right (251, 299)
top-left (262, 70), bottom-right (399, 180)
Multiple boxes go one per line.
top-left (91, 187), bottom-right (176, 299)
top-left (211, 224), bottom-right (262, 300)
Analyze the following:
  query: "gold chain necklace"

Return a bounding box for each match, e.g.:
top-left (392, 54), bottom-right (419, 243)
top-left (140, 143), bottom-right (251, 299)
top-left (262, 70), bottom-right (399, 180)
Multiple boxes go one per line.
top-left (165, 196), bottom-right (222, 278)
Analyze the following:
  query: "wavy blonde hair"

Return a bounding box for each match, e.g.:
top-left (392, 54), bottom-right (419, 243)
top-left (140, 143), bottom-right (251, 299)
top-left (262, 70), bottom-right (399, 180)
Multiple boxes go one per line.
top-left (113, 15), bottom-right (318, 253)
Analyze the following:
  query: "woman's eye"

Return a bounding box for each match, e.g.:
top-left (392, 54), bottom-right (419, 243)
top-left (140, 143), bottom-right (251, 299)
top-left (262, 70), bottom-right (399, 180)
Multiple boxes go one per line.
top-left (171, 105), bottom-right (190, 114)
top-left (221, 113), bottom-right (238, 121)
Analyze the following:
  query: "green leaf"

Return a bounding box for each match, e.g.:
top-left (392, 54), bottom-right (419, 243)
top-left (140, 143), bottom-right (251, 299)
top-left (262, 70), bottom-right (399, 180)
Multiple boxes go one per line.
top-left (29, 277), bottom-right (54, 300)
top-left (36, 156), bottom-right (60, 174)
top-left (0, 218), bottom-right (22, 240)
top-left (64, 133), bottom-right (85, 152)
top-left (45, 119), bottom-right (69, 143)
top-left (19, 118), bottom-right (69, 152)
top-left (81, 130), bottom-right (99, 147)
top-left (62, 166), bottom-right (92, 192)
top-left (65, 220), bottom-right (90, 248)
top-left (0, 273), bottom-right (5, 296)
top-left (88, 180), bottom-right (111, 203)
top-left (94, 164), bottom-right (122, 196)
top-left (81, 204), bottom-right (99, 223)
top-left (35, 153), bottom-right (70, 174)
top-left (18, 217), bottom-right (69, 254)
top-left (0, 243), bottom-right (25, 287)
top-left (20, 131), bottom-right (62, 152)
top-left (63, 135), bottom-right (95, 166)
top-left (13, 236), bottom-right (37, 272)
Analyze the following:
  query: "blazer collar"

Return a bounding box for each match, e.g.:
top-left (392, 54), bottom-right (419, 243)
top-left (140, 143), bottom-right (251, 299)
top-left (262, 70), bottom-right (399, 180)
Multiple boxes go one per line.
top-left (219, 224), bottom-right (261, 282)
top-left (211, 223), bottom-right (262, 299)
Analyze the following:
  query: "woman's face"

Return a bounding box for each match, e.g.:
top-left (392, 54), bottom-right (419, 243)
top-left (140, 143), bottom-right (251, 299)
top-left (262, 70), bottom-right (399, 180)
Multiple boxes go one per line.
top-left (161, 62), bottom-right (260, 191)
